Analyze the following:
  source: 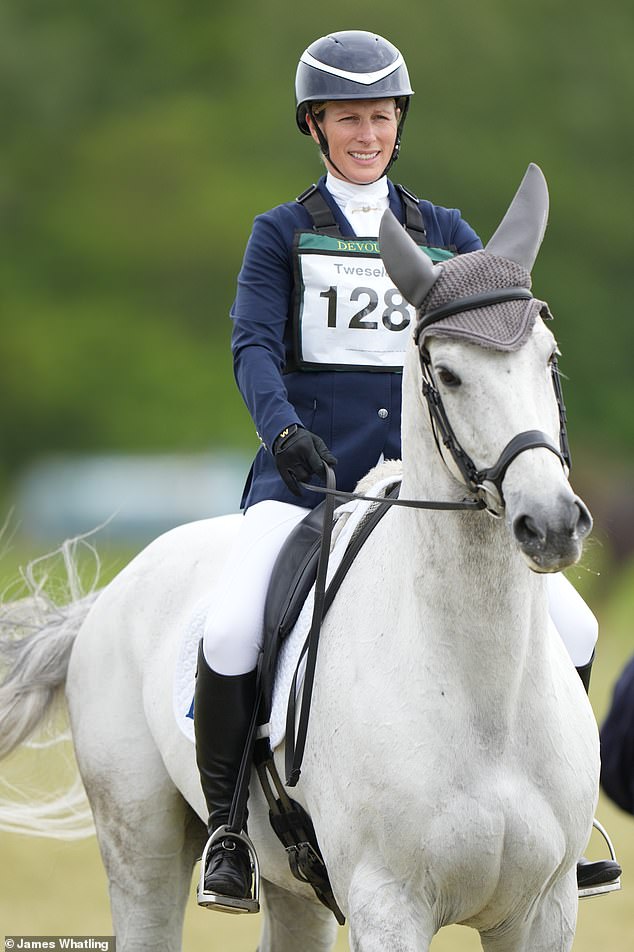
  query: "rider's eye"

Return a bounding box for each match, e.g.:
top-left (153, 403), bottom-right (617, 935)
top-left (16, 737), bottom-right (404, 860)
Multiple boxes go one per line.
top-left (437, 367), bottom-right (461, 388)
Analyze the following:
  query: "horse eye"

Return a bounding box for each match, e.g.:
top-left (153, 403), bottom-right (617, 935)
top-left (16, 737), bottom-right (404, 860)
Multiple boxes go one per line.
top-left (437, 367), bottom-right (461, 388)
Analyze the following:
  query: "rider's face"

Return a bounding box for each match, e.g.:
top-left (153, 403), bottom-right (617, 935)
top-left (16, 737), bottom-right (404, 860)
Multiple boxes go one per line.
top-left (307, 99), bottom-right (400, 184)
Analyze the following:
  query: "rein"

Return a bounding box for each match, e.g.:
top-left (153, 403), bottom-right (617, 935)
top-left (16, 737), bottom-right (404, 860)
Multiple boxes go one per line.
top-left (297, 482), bottom-right (486, 511)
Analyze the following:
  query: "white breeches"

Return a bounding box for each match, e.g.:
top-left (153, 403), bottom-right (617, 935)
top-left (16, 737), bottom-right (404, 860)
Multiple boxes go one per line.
top-left (202, 500), bottom-right (310, 675)
top-left (202, 500), bottom-right (598, 676)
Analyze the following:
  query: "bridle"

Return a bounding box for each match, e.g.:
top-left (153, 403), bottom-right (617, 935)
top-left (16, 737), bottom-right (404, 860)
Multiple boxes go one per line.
top-left (414, 287), bottom-right (571, 515)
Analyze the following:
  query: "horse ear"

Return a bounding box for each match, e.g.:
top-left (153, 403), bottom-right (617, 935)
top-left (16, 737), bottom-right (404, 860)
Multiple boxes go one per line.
top-left (485, 163), bottom-right (549, 272)
top-left (379, 209), bottom-right (442, 307)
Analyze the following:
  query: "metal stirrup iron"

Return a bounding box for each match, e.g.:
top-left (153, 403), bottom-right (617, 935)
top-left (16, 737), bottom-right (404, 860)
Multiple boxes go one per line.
top-left (577, 819), bottom-right (622, 900)
top-left (197, 826), bottom-right (261, 914)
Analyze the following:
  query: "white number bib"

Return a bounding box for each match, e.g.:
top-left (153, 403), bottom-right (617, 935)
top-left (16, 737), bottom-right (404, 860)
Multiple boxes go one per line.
top-left (292, 232), bottom-right (454, 371)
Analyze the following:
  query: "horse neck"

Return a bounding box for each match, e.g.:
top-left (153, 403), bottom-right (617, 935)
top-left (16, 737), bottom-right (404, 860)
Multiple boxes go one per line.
top-left (396, 347), bottom-right (548, 682)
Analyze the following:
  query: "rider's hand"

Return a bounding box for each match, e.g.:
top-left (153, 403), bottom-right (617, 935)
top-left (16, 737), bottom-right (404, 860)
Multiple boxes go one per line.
top-left (273, 425), bottom-right (337, 496)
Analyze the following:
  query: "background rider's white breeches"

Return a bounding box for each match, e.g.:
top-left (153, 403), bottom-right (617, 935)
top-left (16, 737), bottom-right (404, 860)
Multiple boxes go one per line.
top-left (547, 571), bottom-right (598, 667)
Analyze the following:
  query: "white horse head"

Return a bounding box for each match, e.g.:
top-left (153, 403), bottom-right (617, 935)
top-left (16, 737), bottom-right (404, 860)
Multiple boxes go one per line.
top-left (380, 164), bottom-right (592, 572)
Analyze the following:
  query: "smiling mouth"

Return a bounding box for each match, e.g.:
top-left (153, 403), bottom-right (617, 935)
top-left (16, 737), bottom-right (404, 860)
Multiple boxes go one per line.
top-left (349, 151), bottom-right (380, 161)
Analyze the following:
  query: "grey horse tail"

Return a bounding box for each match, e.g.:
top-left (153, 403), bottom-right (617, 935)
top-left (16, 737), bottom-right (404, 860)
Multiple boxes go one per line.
top-left (0, 538), bottom-right (100, 760)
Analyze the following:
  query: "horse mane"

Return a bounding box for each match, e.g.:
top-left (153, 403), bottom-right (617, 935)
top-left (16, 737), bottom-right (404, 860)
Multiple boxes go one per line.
top-left (353, 458), bottom-right (403, 496)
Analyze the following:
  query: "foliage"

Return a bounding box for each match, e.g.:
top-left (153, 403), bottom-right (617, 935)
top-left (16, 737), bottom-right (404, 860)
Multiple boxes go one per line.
top-left (1, 0), bottom-right (633, 487)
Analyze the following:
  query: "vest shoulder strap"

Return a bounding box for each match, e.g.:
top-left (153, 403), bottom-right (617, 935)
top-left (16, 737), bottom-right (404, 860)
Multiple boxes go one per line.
top-left (296, 182), bottom-right (428, 243)
top-left (296, 185), bottom-right (342, 237)
top-left (395, 183), bottom-right (428, 243)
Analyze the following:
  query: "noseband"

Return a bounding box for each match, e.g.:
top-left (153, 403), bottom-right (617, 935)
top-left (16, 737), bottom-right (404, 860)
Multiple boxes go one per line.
top-left (414, 287), bottom-right (572, 514)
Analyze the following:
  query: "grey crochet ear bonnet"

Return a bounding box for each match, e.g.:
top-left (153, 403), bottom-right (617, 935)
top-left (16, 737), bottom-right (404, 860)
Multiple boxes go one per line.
top-left (417, 250), bottom-right (552, 352)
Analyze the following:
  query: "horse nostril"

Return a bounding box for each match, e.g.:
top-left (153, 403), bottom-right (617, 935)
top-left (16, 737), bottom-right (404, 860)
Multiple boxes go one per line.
top-left (513, 514), bottom-right (546, 547)
top-left (574, 497), bottom-right (593, 539)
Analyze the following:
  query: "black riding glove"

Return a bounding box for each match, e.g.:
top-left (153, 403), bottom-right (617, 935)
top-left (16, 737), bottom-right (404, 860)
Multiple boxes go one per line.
top-left (273, 425), bottom-right (337, 496)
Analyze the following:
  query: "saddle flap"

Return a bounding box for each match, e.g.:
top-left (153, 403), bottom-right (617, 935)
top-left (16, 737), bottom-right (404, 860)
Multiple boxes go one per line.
top-left (259, 501), bottom-right (327, 721)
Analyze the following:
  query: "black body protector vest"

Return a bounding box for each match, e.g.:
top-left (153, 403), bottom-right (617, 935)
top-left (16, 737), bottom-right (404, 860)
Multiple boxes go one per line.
top-left (289, 184), bottom-right (456, 373)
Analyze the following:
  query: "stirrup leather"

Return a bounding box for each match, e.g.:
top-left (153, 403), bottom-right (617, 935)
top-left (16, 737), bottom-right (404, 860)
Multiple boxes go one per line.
top-left (197, 826), bottom-right (260, 914)
top-left (578, 818), bottom-right (622, 900)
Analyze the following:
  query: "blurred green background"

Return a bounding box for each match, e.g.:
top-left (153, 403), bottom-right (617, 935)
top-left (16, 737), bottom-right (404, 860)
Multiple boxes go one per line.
top-left (0, 0), bottom-right (632, 947)
top-left (1, 0), bottom-right (632, 488)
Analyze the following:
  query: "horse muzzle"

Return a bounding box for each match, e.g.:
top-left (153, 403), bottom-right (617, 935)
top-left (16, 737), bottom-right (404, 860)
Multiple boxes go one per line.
top-left (510, 492), bottom-right (593, 573)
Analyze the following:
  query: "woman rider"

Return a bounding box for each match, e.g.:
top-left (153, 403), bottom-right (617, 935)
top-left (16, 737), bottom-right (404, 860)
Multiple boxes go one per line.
top-left (194, 30), bottom-right (620, 912)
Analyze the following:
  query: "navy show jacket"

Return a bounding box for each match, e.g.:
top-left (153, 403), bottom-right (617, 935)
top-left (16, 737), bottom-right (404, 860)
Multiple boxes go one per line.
top-left (231, 176), bottom-right (482, 510)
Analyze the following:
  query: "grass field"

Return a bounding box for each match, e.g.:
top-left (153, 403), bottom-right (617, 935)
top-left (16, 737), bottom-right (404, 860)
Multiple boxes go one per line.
top-left (0, 546), bottom-right (632, 949)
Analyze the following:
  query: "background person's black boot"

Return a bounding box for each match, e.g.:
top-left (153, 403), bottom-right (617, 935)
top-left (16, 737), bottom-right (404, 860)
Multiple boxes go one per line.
top-left (193, 641), bottom-right (258, 910)
top-left (575, 653), bottom-right (622, 895)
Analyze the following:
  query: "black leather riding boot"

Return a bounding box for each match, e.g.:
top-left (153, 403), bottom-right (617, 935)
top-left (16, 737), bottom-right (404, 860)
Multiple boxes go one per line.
top-left (575, 655), bottom-right (593, 694)
top-left (194, 641), bottom-right (258, 901)
top-left (575, 654), bottom-right (622, 892)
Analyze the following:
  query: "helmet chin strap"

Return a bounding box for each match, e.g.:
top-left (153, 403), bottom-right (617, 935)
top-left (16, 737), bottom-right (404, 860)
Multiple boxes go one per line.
top-left (308, 105), bottom-right (404, 186)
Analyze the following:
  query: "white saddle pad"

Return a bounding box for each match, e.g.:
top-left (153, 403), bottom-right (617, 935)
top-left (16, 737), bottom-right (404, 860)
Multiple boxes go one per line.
top-left (172, 467), bottom-right (402, 750)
